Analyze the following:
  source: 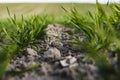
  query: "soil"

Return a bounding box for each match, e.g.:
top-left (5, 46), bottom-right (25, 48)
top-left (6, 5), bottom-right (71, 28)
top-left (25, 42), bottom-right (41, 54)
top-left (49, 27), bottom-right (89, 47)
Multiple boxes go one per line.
top-left (4, 24), bottom-right (117, 80)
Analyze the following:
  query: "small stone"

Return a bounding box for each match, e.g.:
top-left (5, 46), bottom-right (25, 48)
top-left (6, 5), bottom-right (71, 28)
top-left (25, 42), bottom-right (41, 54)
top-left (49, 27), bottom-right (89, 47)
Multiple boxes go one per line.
top-left (46, 24), bottom-right (62, 38)
top-left (60, 56), bottom-right (77, 67)
top-left (7, 64), bottom-right (14, 70)
top-left (27, 48), bottom-right (38, 56)
top-left (66, 57), bottom-right (77, 64)
top-left (69, 63), bottom-right (79, 68)
top-left (40, 66), bottom-right (48, 75)
top-left (66, 55), bottom-right (72, 59)
top-left (60, 59), bottom-right (69, 67)
top-left (43, 48), bottom-right (61, 60)
top-left (26, 55), bottom-right (34, 62)
top-left (50, 40), bottom-right (63, 48)
top-left (77, 54), bottom-right (85, 59)
top-left (40, 63), bottom-right (51, 75)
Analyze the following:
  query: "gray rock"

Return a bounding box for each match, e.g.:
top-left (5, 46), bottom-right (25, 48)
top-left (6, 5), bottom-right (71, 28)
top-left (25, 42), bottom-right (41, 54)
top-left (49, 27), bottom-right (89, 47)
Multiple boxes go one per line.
top-left (60, 56), bottom-right (77, 67)
top-left (26, 55), bottom-right (34, 62)
top-left (60, 59), bottom-right (69, 67)
top-left (7, 64), bottom-right (15, 70)
top-left (66, 56), bottom-right (77, 64)
top-left (46, 24), bottom-right (62, 38)
top-left (43, 48), bottom-right (61, 60)
top-left (27, 48), bottom-right (38, 56)
top-left (37, 63), bottom-right (53, 76)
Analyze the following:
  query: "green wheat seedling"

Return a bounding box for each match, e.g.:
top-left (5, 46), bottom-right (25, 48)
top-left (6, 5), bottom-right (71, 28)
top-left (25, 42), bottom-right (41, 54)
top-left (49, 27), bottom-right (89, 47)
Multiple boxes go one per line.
top-left (0, 44), bottom-right (18, 78)
top-left (63, 2), bottom-right (120, 80)
top-left (0, 8), bottom-right (55, 78)
top-left (3, 11), bottom-right (47, 50)
top-left (110, 4), bottom-right (120, 37)
top-left (110, 4), bottom-right (120, 78)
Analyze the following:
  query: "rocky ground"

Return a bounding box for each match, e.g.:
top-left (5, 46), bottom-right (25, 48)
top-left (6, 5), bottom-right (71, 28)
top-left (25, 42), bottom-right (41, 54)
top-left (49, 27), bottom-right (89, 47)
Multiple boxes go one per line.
top-left (4, 24), bottom-right (117, 80)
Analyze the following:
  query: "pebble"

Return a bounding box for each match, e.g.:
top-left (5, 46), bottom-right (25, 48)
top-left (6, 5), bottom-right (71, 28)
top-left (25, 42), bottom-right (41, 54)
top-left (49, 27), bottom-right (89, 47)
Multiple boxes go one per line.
top-left (60, 55), bottom-right (77, 67)
top-left (46, 24), bottom-right (62, 38)
top-left (40, 63), bottom-right (52, 75)
top-left (43, 47), bottom-right (61, 60)
top-left (50, 40), bottom-right (63, 48)
top-left (60, 59), bottom-right (69, 67)
top-left (26, 55), bottom-right (34, 62)
top-left (27, 48), bottom-right (38, 56)
top-left (69, 63), bottom-right (79, 68)
top-left (66, 56), bottom-right (77, 64)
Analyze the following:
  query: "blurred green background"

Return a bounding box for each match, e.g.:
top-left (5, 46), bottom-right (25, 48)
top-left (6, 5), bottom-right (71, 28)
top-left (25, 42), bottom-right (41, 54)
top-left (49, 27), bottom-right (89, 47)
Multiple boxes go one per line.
top-left (0, 3), bottom-right (110, 19)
